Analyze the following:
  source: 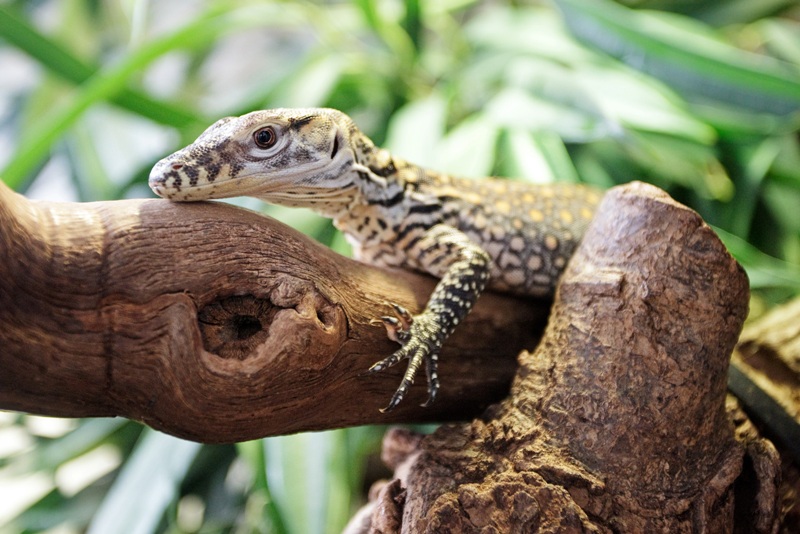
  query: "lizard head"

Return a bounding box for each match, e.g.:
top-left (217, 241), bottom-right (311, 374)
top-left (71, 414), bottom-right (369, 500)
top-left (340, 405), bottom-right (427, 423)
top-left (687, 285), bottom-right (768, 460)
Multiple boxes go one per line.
top-left (149, 108), bottom-right (365, 213)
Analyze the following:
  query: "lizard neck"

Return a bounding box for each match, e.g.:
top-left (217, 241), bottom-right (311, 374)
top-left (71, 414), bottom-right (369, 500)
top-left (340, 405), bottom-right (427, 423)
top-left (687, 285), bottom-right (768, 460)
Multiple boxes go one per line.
top-left (335, 131), bottom-right (413, 214)
top-left (330, 131), bottom-right (433, 241)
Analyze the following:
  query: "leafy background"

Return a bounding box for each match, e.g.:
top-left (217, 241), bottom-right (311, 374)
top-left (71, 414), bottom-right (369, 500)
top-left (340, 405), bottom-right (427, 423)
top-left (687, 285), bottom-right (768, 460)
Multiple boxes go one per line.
top-left (1, 0), bottom-right (799, 532)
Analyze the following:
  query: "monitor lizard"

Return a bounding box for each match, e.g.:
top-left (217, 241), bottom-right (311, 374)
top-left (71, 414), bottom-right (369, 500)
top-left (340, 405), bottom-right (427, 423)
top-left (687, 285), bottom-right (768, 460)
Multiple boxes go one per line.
top-left (148, 108), bottom-right (603, 412)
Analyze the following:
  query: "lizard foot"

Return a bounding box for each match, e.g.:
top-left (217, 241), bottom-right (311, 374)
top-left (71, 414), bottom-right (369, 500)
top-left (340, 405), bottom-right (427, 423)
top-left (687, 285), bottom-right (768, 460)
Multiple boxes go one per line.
top-left (369, 304), bottom-right (441, 412)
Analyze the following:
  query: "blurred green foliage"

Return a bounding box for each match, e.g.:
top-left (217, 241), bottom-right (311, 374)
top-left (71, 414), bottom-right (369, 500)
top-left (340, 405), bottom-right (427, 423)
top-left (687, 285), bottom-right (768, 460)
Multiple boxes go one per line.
top-left (1, 0), bottom-right (798, 532)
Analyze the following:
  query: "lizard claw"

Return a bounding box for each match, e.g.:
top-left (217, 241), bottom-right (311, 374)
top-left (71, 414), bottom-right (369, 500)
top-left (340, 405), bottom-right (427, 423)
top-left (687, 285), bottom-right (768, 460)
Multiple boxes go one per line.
top-left (371, 303), bottom-right (413, 343)
top-left (369, 309), bottom-right (442, 412)
top-left (390, 304), bottom-right (413, 330)
top-left (379, 316), bottom-right (406, 343)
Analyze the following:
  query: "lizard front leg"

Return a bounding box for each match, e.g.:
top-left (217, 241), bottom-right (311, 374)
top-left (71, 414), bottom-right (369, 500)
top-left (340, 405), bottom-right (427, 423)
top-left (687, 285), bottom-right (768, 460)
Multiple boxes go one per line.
top-left (369, 224), bottom-right (491, 412)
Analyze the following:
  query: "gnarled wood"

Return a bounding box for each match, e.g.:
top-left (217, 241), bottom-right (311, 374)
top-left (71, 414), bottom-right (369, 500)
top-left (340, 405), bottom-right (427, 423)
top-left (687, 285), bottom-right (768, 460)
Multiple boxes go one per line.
top-left (347, 182), bottom-right (781, 533)
top-left (0, 181), bottom-right (548, 442)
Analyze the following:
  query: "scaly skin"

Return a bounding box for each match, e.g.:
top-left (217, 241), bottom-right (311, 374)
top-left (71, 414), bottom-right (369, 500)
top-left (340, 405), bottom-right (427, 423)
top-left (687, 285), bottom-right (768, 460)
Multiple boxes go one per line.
top-left (149, 108), bottom-right (602, 412)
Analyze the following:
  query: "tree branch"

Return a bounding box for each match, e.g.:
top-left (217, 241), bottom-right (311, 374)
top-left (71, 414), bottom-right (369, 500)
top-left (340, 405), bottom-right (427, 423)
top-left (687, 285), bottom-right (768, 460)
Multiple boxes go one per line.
top-left (0, 181), bottom-right (548, 442)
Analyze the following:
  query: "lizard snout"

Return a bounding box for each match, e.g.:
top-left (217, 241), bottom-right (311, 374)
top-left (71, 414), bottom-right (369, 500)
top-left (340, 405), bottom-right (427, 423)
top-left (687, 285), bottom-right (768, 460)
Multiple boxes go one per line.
top-left (148, 156), bottom-right (184, 198)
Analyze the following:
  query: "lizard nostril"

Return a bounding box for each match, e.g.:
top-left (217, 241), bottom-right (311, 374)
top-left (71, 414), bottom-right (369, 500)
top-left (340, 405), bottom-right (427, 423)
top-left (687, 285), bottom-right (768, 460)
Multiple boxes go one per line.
top-left (171, 163), bottom-right (184, 170)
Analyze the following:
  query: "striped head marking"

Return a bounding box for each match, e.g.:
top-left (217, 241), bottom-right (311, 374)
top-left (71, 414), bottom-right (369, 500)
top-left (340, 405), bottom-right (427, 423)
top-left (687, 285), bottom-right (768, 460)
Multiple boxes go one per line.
top-left (149, 108), bottom-right (361, 213)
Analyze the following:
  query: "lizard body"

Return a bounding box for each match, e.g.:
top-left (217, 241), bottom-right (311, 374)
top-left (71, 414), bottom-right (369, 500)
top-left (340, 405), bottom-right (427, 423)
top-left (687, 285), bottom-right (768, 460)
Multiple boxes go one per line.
top-left (149, 108), bottom-right (602, 411)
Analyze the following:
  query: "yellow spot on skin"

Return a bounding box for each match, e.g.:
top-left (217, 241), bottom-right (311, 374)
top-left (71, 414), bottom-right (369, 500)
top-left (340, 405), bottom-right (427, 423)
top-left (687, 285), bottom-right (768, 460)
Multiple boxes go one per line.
top-left (522, 193), bottom-right (535, 203)
top-left (512, 218), bottom-right (524, 230)
top-left (539, 187), bottom-right (554, 198)
top-left (527, 255), bottom-right (542, 271)
top-left (490, 225), bottom-right (505, 240)
top-left (554, 256), bottom-right (566, 269)
top-left (473, 213), bottom-right (487, 230)
top-left (560, 210), bottom-right (574, 224)
top-left (500, 251), bottom-right (522, 268)
top-left (544, 235), bottom-right (559, 251)
top-left (580, 207), bottom-right (594, 220)
top-left (529, 209), bottom-right (544, 222)
top-left (492, 182), bottom-right (508, 195)
top-left (504, 269), bottom-right (526, 287)
top-left (495, 200), bottom-right (511, 214)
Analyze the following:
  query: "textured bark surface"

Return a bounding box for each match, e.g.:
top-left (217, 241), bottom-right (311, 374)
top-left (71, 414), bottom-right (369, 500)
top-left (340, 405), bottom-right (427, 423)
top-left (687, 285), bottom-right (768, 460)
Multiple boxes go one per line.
top-left (346, 182), bottom-right (779, 533)
top-left (0, 181), bottom-right (549, 442)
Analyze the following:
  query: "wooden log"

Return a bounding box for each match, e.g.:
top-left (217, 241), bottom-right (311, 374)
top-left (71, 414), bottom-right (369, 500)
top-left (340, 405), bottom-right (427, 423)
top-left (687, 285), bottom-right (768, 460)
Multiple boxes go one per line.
top-left (0, 181), bottom-right (549, 443)
top-left (348, 182), bottom-right (781, 533)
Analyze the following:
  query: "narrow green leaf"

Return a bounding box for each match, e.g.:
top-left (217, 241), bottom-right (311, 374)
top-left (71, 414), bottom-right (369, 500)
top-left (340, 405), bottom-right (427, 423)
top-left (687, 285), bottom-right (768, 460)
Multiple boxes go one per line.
top-left (0, 4), bottom-right (200, 128)
top-left (554, 0), bottom-right (800, 116)
top-left (86, 430), bottom-right (201, 534)
top-left (0, 6), bottom-right (231, 187)
top-left (571, 66), bottom-right (716, 144)
top-left (485, 86), bottom-right (608, 143)
top-left (435, 114), bottom-right (500, 178)
top-left (713, 226), bottom-right (800, 290)
top-left (278, 55), bottom-right (345, 109)
top-left (402, 0), bottom-right (422, 52)
top-left (237, 440), bottom-right (288, 534)
top-left (759, 18), bottom-right (800, 68)
top-left (721, 137), bottom-right (783, 236)
top-left (499, 129), bottom-right (579, 184)
top-left (264, 432), bottom-right (353, 534)
top-left (384, 93), bottom-right (448, 167)
top-left (25, 419), bottom-right (131, 472)
top-left (676, 0), bottom-right (798, 27)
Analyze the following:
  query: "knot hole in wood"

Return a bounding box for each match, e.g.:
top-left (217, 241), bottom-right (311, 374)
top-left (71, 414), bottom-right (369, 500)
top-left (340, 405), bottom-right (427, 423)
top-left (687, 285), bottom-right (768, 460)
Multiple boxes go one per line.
top-left (198, 295), bottom-right (278, 359)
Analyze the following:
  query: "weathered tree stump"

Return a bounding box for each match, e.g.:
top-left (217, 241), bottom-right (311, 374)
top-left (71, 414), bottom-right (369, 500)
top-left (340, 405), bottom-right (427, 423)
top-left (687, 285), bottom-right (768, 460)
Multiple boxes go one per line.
top-left (345, 182), bottom-right (781, 533)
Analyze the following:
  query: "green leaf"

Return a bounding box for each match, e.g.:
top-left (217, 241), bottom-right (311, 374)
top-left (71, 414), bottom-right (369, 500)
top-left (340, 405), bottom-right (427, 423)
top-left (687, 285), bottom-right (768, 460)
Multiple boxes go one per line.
top-left (0, 5), bottom-right (235, 188)
top-left (714, 226), bottom-right (800, 290)
top-left (24, 419), bottom-right (131, 473)
top-left (485, 86), bottom-right (609, 143)
top-left (276, 55), bottom-right (345, 109)
top-left (237, 440), bottom-right (288, 534)
top-left (719, 137), bottom-right (783, 236)
top-left (498, 129), bottom-right (579, 184)
top-left (0, 4), bottom-right (200, 128)
top-left (435, 113), bottom-right (500, 178)
top-left (671, 0), bottom-right (799, 27)
top-left (571, 66), bottom-right (716, 144)
top-left (86, 430), bottom-right (201, 534)
top-left (758, 19), bottom-right (800, 68)
top-left (384, 93), bottom-right (448, 167)
top-left (554, 0), bottom-right (800, 117)
top-left (263, 431), bottom-right (355, 534)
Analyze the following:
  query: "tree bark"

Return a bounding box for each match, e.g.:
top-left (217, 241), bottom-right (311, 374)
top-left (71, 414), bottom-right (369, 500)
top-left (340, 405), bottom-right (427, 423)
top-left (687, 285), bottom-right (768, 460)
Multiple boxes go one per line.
top-left (0, 181), bottom-right (548, 443)
top-left (347, 182), bottom-right (783, 533)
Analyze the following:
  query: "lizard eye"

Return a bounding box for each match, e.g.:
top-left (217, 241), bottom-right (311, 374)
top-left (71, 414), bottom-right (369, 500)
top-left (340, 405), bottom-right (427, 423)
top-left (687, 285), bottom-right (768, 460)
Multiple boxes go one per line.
top-left (253, 127), bottom-right (278, 149)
